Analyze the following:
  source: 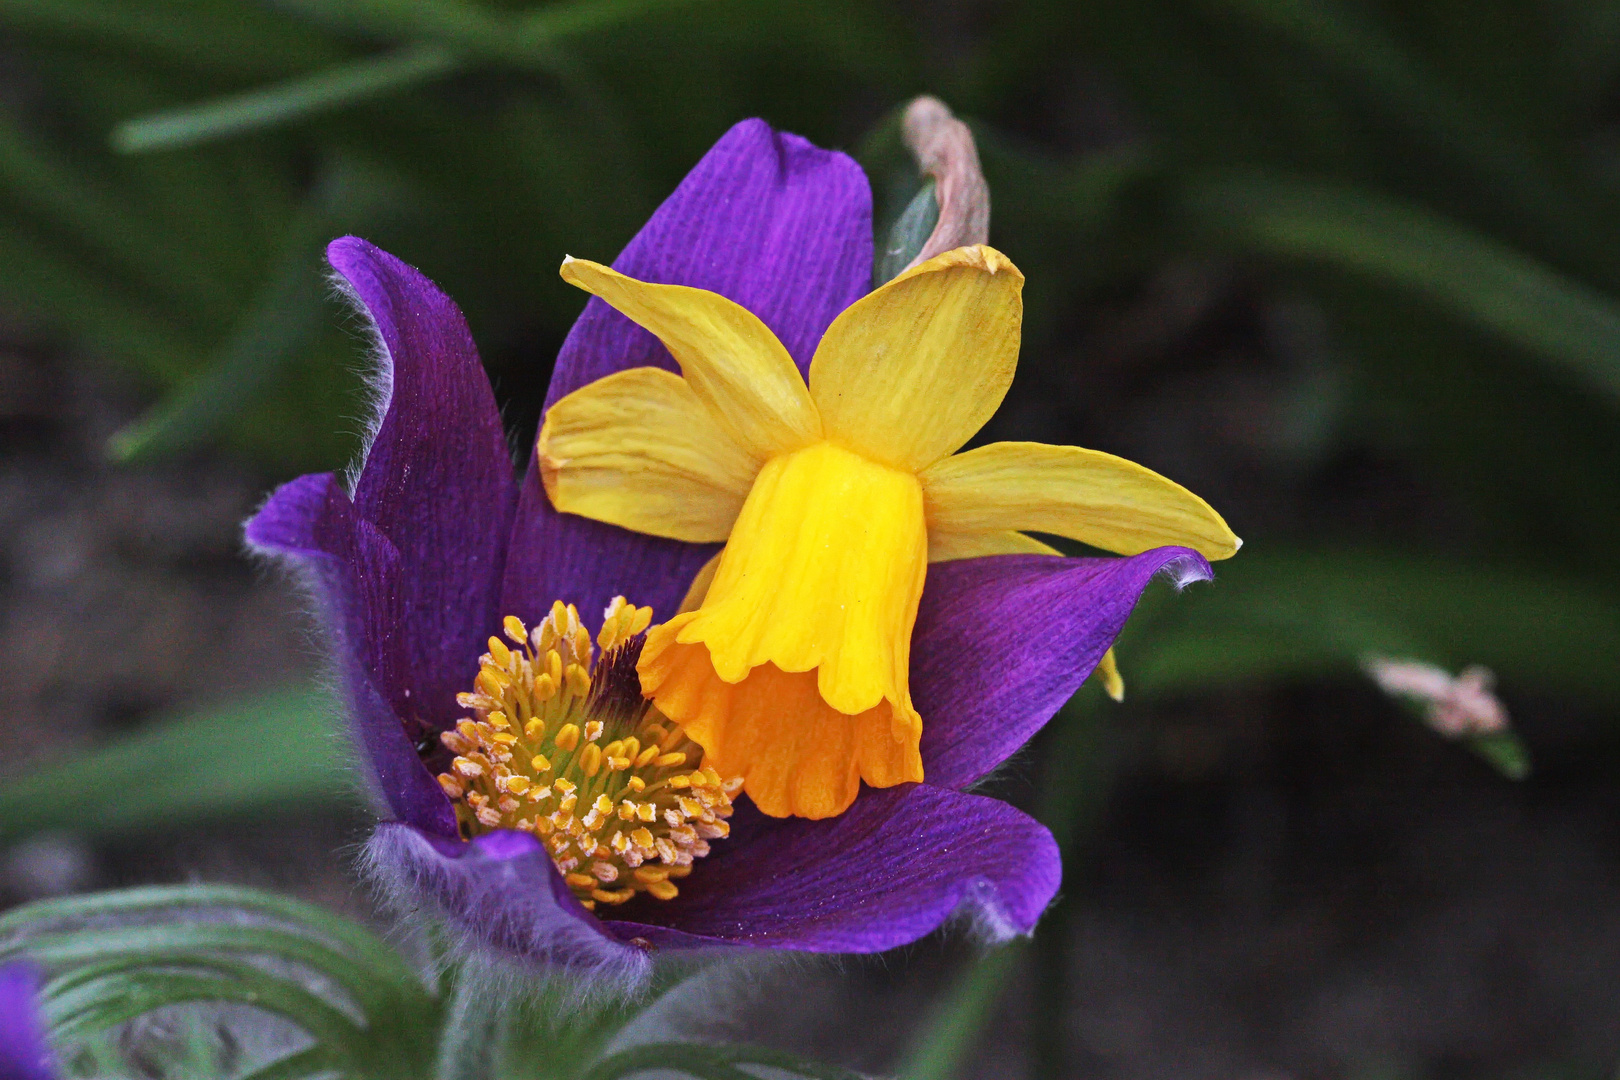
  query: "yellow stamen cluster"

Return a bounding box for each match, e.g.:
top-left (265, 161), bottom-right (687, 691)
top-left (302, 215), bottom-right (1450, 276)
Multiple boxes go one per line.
top-left (436, 597), bottom-right (740, 911)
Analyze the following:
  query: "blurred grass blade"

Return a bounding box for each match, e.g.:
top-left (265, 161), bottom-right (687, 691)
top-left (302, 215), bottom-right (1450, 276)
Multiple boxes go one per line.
top-left (115, 0), bottom-right (710, 154)
top-left (1204, 0), bottom-right (1599, 257)
top-left (510, 0), bottom-right (708, 47)
top-left (1036, 695), bottom-right (1122, 852)
top-left (0, 116), bottom-right (240, 322)
top-left (113, 43), bottom-right (459, 154)
top-left (104, 159), bottom-right (386, 461)
top-left (1186, 171), bottom-right (1620, 398)
top-left (106, 252), bottom-right (325, 461)
top-left (0, 0), bottom-right (338, 75)
top-left (274, 0), bottom-right (705, 60)
top-left (0, 686), bottom-right (354, 843)
top-left (893, 945), bottom-right (1022, 1080)
top-left (1123, 548), bottom-right (1620, 702)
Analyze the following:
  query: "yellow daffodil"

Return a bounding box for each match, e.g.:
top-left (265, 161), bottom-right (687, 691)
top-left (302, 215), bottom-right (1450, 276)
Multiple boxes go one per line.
top-left (539, 245), bottom-right (1238, 820)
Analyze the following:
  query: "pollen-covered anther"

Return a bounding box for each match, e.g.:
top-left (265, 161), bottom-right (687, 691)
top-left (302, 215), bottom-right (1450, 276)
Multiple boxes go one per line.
top-left (434, 596), bottom-right (737, 910)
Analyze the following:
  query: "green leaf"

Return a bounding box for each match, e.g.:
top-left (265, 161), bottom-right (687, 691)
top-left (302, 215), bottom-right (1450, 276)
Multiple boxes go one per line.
top-left (0, 218), bottom-right (193, 373)
top-left (1112, 546), bottom-right (1620, 781)
top-left (3, 884), bottom-right (442, 1079)
top-left (1184, 170), bottom-right (1620, 399)
top-left (875, 178), bottom-right (937, 285)
top-left (45, 964), bottom-right (365, 1048)
top-left (507, 0), bottom-right (713, 50)
top-left (0, 686), bottom-right (356, 844)
top-left (105, 244), bottom-right (326, 460)
top-left (15, 924), bottom-right (405, 1018)
top-left (0, 886), bottom-right (427, 994)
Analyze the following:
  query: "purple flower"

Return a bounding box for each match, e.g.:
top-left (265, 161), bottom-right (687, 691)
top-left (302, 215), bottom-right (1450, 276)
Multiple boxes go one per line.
top-left (0, 963), bottom-right (54, 1080)
top-left (246, 120), bottom-right (1211, 984)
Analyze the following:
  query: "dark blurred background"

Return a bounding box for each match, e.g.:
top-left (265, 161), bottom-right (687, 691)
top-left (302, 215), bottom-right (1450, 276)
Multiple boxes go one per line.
top-left (2, 2), bottom-right (1619, 1078)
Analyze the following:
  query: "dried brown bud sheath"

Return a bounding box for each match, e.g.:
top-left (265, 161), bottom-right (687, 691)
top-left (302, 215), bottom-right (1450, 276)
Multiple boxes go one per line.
top-left (901, 96), bottom-right (991, 270)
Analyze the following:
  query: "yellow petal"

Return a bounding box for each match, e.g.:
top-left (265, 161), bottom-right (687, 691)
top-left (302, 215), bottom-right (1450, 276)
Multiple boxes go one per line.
top-left (671, 441), bottom-right (927, 713)
top-left (1095, 647), bottom-right (1124, 701)
top-left (808, 245), bottom-right (1023, 472)
top-left (560, 257), bottom-right (821, 459)
top-left (637, 439), bottom-right (929, 818)
top-left (928, 529), bottom-right (1060, 562)
top-left (639, 641), bottom-right (921, 819)
top-left (539, 367), bottom-right (757, 542)
top-left (921, 441), bottom-right (1241, 559)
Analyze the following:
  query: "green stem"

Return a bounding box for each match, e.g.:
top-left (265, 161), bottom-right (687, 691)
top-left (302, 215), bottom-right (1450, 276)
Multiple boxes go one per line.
top-left (892, 945), bottom-right (1023, 1080)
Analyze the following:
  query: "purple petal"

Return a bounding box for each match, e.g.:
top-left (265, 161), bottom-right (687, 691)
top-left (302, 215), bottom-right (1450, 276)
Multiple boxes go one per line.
top-left (603, 786), bottom-right (1060, 952)
top-left (500, 480), bottom-right (719, 634)
top-left (914, 549), bottom-right (1213, 791)
top-left (546, 117), bottom-right (873, 398)
top-left (328, 237), bottom-right (517, 727)
top-left (365, 823), bottom-right (652, 987)
top-left (502, 119), bottom-right (872, 630)
top-left (0, 963), bottom-right (53, 1080)
top-left (245, 473), bottom-right (457, 838)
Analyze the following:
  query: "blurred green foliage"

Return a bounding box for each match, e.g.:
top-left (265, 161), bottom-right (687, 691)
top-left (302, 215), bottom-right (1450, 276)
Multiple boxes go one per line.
top-left (0, 0), bottom-right (1614, 563)
top-left (0, 687), bottom-right (356, 845)
top-left (3, 1), bottom-right (1620, 1076)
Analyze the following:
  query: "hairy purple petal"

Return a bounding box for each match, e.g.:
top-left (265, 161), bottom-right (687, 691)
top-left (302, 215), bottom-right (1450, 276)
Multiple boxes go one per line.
top-left (0, 962), bottom-right (53, 1080)
top-left (328, 237), bottom-right (516, 728)
top-left (502, 119), bottom-right (872, 630)
top-left (604, 786), bottom-right (1059, 952)
top-left (246, 473), bottom-right (456, 837)
top-left (914, 548), bottom-right (1213, 790)
top-left (365, 823), bottom-right (651, 988)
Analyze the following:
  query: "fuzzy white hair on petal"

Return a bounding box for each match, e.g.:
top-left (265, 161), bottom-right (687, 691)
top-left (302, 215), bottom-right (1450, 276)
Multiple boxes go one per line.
top-left (362, 824), bottom-right (655, 1004)
top-left (947, 875), bottom-right (1033, 946)
top-left (326, 270), bottom-right (396, 498)
top-left (1157, 552), bottom-right (1215, 591)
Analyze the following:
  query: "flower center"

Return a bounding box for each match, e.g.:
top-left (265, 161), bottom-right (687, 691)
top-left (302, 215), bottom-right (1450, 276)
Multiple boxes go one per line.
top-left (437, 597), bottom-right (739, 911)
